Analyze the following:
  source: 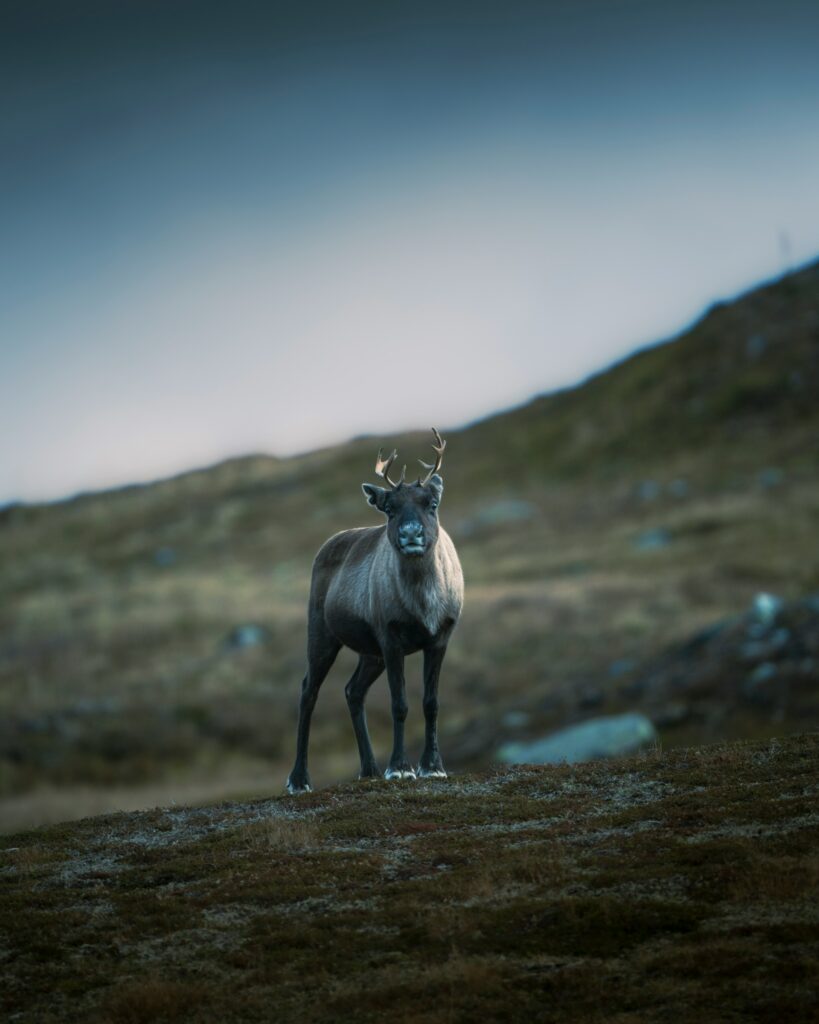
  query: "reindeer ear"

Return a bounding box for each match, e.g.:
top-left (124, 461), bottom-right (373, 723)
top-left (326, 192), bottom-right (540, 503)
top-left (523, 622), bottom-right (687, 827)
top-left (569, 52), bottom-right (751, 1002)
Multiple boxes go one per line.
top-left (362, 483), bottom-right (389, 511)
top-left (426, 474), bottom-right (443, 502)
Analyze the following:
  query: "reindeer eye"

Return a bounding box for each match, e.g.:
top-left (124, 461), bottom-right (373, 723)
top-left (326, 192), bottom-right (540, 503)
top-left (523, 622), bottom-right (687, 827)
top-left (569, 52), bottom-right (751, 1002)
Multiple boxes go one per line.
top-left (429, 500), bottom-right (439, 512)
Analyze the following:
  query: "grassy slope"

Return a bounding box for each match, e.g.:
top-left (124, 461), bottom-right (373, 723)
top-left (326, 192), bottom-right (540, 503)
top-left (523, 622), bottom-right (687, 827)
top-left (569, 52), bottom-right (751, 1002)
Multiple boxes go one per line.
top-left (2, 733), bottom-right (817, 1023)
top-left (1, 261), bottom-right (818, 827)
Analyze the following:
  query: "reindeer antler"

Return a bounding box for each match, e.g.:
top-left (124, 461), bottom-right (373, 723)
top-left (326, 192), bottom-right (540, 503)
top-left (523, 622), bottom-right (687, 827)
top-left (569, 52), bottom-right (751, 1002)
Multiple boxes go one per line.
top-left (375, 447), bottom-right (406, 489)
top-left (418, 427), bottom-right (446, 486)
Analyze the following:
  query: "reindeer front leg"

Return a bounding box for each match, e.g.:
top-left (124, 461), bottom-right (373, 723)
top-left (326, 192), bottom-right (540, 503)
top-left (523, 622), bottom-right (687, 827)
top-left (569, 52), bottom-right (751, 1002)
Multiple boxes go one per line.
top-left (418, 644), bottom-right (447, 778)
top-left (383, 642), bottom-right (415, 780)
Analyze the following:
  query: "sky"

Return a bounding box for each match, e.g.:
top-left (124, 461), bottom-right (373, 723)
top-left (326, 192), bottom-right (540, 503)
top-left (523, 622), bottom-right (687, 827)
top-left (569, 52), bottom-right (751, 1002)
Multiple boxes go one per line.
top-left (2, 0), bottom-right (819, 503)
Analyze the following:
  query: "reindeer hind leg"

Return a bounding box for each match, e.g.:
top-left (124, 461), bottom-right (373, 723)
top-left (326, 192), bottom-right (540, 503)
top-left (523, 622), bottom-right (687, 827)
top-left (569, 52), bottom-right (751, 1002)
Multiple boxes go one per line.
top-left (286, 623), bottom-right (341, 794)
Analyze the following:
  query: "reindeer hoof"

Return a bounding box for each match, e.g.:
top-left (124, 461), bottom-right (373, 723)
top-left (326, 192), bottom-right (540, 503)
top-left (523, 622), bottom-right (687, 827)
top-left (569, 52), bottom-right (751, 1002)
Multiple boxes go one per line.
top-left (417, 767), bottom-right (448, 779)
top-left (286, 776), bottom-right (312, 795)
top-left (384, 766), bottom-right (417, 781)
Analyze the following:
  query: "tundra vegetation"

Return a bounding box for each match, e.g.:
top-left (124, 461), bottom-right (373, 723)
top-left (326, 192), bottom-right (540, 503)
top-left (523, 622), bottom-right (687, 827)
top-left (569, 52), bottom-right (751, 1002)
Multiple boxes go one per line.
top-left (1, 735), bottom-right (817, 1022)
top-left (1, 261), bottom-right (818, 832)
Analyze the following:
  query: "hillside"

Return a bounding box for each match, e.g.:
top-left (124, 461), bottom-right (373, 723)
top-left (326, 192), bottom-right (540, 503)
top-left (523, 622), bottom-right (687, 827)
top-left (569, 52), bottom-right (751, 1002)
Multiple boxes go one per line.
top-left (1, 260), bottom-right (818, 830)
top-left (2, 733), bottom-right (817, 1022)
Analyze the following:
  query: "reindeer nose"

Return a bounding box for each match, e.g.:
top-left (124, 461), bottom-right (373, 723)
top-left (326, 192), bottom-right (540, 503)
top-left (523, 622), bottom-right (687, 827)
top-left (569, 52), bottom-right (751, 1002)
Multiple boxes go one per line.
top-left (398, 521), bottom-right (424, 544)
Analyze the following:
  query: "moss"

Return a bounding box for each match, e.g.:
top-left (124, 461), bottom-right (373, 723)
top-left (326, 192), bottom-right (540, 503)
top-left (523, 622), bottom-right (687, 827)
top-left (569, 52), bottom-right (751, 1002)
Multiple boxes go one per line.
top-left (1, 735), bottom-right (818, 1022)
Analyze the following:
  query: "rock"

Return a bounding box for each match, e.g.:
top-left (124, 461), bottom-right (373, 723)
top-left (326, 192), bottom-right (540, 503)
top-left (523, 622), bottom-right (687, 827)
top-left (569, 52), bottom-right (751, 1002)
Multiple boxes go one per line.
top-left (637, 480), bottom-right (661, 502)
top-left (742, 662), bottom-right (779, 704)
top-left (226, 624), bottom-right (270, 650)
top-left (634, 527), bottom-right (671, 551)
top-left (745, 333), bottom-right (767, 359)
top-left (757, 468), bottom-right (785, 489)
top-left (740, 628), bottom-right (791, 662)
top-left (496, 712), bottom-right (657, 765)
top-left (70, 697), bottom-right (121, 716)
top-left (154, 546), bottom-right (177, 567)
top-left (457, 500), bottom-right (538, 537)
top-left (478, 500), bottom-right (536, 526)
top-left (668, 478), bottom-right (689, 499)
top-left (608, 659), bottom-right (636, 678)
top-left (748, 592), bottom-right (784, 632)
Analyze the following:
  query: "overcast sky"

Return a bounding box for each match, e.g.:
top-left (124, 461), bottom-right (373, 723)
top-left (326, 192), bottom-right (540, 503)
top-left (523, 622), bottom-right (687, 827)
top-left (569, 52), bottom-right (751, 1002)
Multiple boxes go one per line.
top-left (2, 0), bottom-right (819, 503)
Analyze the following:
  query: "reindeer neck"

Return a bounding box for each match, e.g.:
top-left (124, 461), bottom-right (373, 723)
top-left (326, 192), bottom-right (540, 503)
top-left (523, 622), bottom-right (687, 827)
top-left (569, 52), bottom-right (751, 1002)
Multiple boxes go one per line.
top-left (393, 544), bottom-right (439, 588)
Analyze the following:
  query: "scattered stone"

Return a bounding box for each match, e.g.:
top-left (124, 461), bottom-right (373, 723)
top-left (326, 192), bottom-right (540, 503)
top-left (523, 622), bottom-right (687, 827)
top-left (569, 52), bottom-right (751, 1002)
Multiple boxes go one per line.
top-left (742, 662), bottom-right (779, 704)
top-left (757, 467), bottom-right (785, 489)
top-left (740, 627), bottom-right (791, 662)
top-left (154, 546), bottom-right (177, 567)
top-left (637, 480), bottom-right (661, 502)
top-left (634, 527), bottom-right (671, 551)
top-left (608, 659), bottom-right (636, 678)
top-left (459, 500), bottom-right (538, 536)
top-left (70, 697), bottom-right (122, 716)
top-left (748, 592), bottom-right (784, 631)
top-left (496, 712), bottom-right (657, 765)
top-left (668, 478), bottom-right (689, 498)
top-left (745, 333), bottom-right (767, 359)
top-left (628, 593), bottom-right (819, 726)
top-left (226, 624), bottom-right (270, 650)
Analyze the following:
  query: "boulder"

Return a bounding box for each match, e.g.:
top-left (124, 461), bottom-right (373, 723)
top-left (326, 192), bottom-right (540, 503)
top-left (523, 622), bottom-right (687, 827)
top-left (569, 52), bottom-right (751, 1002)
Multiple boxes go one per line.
top-left (634, 527), bottom-right (671, 551)
top-left (496, 712), bottom-right (657, 765)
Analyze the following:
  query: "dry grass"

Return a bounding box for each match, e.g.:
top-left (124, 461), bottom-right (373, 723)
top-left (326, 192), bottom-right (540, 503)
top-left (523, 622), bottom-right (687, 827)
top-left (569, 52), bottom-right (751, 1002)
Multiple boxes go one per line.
top-left (240, 815), bottom-right (323, 852)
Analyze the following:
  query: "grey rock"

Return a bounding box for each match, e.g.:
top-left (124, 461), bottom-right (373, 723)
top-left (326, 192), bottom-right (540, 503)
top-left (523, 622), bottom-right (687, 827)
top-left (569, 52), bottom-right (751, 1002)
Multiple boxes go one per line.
top-left (637, 480), bottom-right (661, 502)
top-left (496, 712), bottom-right (657, 765)
top-left (745, 333), bottom-right (767, 359)
top-left (154, 546), bottom-right (177, 567)
top-left (477, 499), bottom-right (538, 525)
top-left (740, 628), bottom-right (790, 662)
top-left (757, 468), bottom-right (785, 489)
top-left (608, 658), bottom-right (636, 678)
top-left (634, 527), bottom-right (671, 551)
top-left (226, 624), bottom-right (270, 650)
top-left (748, 592), bottom-right (784, 629)
top-left (457, 500), bottom-right (538, 537)
top-left (742, 662), bottom-right (779, 704)
top-left (668, 478), bottom-right (689, 498)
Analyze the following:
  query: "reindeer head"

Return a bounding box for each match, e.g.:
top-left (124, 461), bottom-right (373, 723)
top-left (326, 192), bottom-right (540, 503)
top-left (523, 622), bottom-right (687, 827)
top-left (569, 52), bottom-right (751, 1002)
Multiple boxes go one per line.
top-left (362, 428), bottom-right (446, 558)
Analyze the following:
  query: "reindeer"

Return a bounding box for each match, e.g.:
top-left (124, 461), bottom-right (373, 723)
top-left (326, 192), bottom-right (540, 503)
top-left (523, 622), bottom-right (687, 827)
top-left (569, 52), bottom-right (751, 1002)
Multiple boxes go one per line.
top-left (286, 429), bottom-right (464, 793)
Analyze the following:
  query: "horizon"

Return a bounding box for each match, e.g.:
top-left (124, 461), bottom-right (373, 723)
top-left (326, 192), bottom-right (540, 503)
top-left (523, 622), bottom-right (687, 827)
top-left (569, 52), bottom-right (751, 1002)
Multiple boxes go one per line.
top-left (3, 1), bottom-right (819, 504)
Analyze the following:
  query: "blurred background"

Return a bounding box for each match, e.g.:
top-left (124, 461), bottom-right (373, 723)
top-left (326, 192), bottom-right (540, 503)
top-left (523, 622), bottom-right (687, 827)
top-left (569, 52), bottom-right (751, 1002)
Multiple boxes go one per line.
top-left (2, 1), bottom-right (818, 831)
